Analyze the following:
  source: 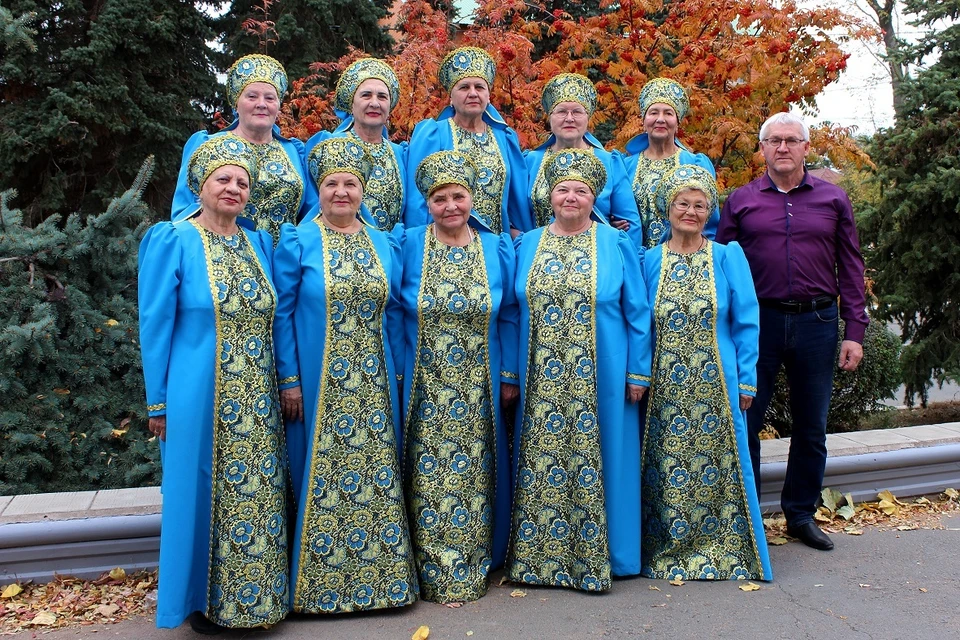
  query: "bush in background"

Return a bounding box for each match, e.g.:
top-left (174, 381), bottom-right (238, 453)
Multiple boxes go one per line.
top-left (765, 319), bottom-right (902, 435)
top-left (0, 160), bottom-right (159, 495)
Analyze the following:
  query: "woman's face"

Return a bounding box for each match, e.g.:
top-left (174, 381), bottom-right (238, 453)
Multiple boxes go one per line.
top-left (449, 77), bottom-right (490, 119)
top-left (199, 165), bottom-right (250, 218)
top-left (644, 102), bottom-right (679, 144)
top-left (236, 82), bottom-right (280, 132)
top-left (549, 100), bottom-right (589, 148)
top-left (428, 184), bottom-right (473, 235)
top-left (319, 172), bottom-right (363, 219)
top-left (352, 78), bottom-right (391, 131)
top-left (668, 188), bottom-right (710, 236)
top-left (550, 180), bottom-right (595, 225)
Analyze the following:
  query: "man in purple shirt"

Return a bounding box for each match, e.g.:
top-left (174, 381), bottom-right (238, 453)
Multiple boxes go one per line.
top-left (717, 112), bottom-right (868, 551)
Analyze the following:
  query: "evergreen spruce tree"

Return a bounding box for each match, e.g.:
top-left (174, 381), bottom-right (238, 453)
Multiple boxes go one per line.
top-left (0, 159), bottom-right (159, 495)
top-left (859, 0), bottom-right (960, 405)
top-left (217, 0), bottom-right (395, 82)
top-left (0, 0), bottom-right (217, 224)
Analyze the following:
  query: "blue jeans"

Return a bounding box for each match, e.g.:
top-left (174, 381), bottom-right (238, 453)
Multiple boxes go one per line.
top-left (746, 302), bottom-right (839, 526)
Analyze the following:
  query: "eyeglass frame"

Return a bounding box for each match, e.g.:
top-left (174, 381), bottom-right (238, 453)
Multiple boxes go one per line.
top-left (551, 107), bottom-right (590, 120)
top-left (760, 136), bottom-right (807, 148)
top-left (670, 200), bottom-right (710, 214)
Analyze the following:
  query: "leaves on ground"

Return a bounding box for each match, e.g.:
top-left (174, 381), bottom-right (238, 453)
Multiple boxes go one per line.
top-left (509, 589), bottom-right (527, 598)
top-left (738, 582), bottom-right (761, 592)
top-left (412, 625), bottom-right (430, 640)
top-left (668, 578), bottom-right (684, 586)
top-left (765, 488), bottom-right (960, 538)
top-left (0, 569), bottom-right (157, 635)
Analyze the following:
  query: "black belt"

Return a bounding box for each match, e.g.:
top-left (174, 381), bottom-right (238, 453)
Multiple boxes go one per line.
top-left (758, 295), bottom-right (835, 314)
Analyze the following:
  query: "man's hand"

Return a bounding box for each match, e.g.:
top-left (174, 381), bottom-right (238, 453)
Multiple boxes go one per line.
top-left (148, 416), bottom-right (166, 441)
top-left (838, 340), bottom-right (863, 371)
top-left (739, 394), bottom-right (753, 411)
top-left (610, 217), bottom-right (630, 232)
top-left (501, 382), bottom-right (520, 406)
top-left (280, 386), bottom-right (304, 423)
top-left (627, 383), bottom-right (647, 403)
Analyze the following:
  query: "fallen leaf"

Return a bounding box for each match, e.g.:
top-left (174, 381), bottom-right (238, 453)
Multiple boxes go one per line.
top-left (858, 583), bottom-right (871, 588)
top-left (648, 585), bottom-right (661, 591)
top-left (837, 504), bottom-right (856, 520)
top-left (668, 578), bottom-right (684, 586)
top-left (509, 589), bottom-right (526, 598)
top-left (897, 525), bottom-right (917, 531)
top-left (96, 604), bottom-right (119, 617)
top-left (108, 568), bottom-right (126, 581)
top-left (768, 536), bottom-right (788, 545)
top-left (466, 632), bottom-right (474, 637)
top-left (821, 487), bottom-right (843, 513)
top-left (919, 588), bottom-right (928, 593)
top-left (498, 576), bottom-right (510, 586)
top-left (814, 508), bottom-right (833, 523)
top-left (814, 584), bottom-right (824, 587)
top-left (651, 603), bottom-right (667, 608)
top-left (412, 625), bottom-right (430, 640)
top-left (944, 488), bottom-right (959, 500)
top-left (844, 527), bottom-right (864, 535)
top-left (1, 584), bottom-right (22, 599)
top-left (28, 612), bottom-right (57, 626)
top-left (738, 582), bottom-right (761, 592)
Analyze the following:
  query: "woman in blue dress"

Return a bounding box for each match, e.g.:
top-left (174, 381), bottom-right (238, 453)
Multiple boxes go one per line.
top-left (305, 58), bottom-right (407, 231)
top-left (640, 165), bottom-right (772, 582)
top-left (620, 78), bottom-right (718, 248)
top-left (398, 150), bottom-right (519, 604)
top-left (171, 54), bottom-right (316, 243)
top-left (406, 46), bottom-right (532, 234)
top-left (273, 137), bottom-right (418, 614)
top-left (525, 73), bottom-right (642, 249)
top-left (139, 135), bottom-right (289, 633)
top-left (507, 149), bottom-right (652, 592)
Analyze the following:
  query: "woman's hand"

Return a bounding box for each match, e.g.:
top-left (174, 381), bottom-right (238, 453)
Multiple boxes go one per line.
top-left (610, 217), bottom-right (631, 232)
top-left (501, 382), bottom-right (520, 406)
top-left (148, 416), bottom-right (167, 441)
top-left (626, 383), bottom-right (647, 403)
top-left (739, 394), bottom-right (753, 411)
top-left (281, 386), bottom-right (304, 423)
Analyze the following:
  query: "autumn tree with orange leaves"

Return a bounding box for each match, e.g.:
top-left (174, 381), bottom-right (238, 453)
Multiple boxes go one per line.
top-left (280, 0), bottom-right (876, 189)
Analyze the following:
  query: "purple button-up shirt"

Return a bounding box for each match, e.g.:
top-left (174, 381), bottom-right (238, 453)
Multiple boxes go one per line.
top-left (717, 172), bottom-right (869, 343)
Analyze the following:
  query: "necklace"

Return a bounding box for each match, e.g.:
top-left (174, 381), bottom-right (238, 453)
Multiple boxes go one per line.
top-left (433, 223), bottom-right (473, 247)
top-left (668, 235), bottom-right (706, 254)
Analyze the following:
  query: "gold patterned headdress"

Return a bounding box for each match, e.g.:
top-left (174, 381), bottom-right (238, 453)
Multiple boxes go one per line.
top-left (438, 47), bottom-right (496, 93)
top-left (543, 149), bottom-right (607, 196)
top-left (415, 151), bottom-right (478, 199)
top-left (307, 138), bottom-right (374, 188)
top-left (186, 134), bottom-right (259, 195)
top-left (542, 73), bottom-right (597, 117)
top-left (638, 77), bottom-right (689, 121)
top-left (335, 58), bottom-right (400, 115)
top-left (654, 164), bottom-right (718, 217)
top-left (225, 54), bottom-right (288, 108)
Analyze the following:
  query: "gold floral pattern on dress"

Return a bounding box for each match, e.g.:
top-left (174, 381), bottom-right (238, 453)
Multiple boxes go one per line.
top-left (351, 133), bottom-right (404, 231)
top-left (507, 227), bottom-right (611, 592)
top-left (641, 243), bottom-right (765, 581)
top-left (405, 228), bottom-right (496, 603)
top-left (450, 122), bottom-right (506, 234)
top-left (246, 139), bottom-right (304, 245)
top-left (632, 152), bottom-right (681, 248)
top-left (294, 223), bottom-right (417, 613)
top-left (193, 222), bottom-right (289, 628)
top-left (530, 150), bottom-right (556, 228)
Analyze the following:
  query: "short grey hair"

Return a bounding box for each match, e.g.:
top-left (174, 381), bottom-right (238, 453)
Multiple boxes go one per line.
top-left (759, 112), bottom-right (810, 142)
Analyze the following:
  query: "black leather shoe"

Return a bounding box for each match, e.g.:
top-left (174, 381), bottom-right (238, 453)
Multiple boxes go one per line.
top-left (786, 522), bottom-right (834, 551)
top-left (188, 612), bottom-right (225, 635)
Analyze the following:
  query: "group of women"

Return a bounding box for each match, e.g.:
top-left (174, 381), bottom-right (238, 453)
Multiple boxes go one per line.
top-left (139, 48), bottom-right (771, 634)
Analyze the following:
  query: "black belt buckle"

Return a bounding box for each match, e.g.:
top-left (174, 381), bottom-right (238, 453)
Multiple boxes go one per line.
top-left (761, 296), bottom-right (835, 314)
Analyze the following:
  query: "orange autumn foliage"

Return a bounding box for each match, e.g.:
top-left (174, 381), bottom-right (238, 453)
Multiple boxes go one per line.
top-left (279, 0), bottom-right (877, 191)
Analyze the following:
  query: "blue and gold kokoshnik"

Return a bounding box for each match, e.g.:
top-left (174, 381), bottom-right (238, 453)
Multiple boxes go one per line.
top-left (187, 134), bottom-right (259, 196)
top-left (226, 54), bottom-right (288, 108)
top-left (414, 150), bottom-right (478, 199)
top-left (638, 77), bottom-right (689, 121)
top-left (543, 148), bottom-right (607, 196)
top-left (308, 138), bottom-right (374, 188)
top-left (438, 47), bottom-right (496, 93)
top-left (654, 164), bottom-right (718, 218)
top-left (542, 73), bottom-right (597, 117)
top-left (335, 58), bottom-right (401, 113)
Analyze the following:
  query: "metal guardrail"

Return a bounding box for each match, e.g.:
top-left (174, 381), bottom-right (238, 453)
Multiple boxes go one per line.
top-left (2, 444), bottom-right (959, 584)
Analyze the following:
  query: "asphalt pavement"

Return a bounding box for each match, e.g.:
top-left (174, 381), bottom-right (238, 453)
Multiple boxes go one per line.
top-left (19, 512), bottom-right (959, 640)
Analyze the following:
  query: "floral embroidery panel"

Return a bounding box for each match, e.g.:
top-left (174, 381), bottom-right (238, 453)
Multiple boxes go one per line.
top-left (194, 223), bottom-right (289, 627)
top-left (293, 224), bottom-right (417, 613)
top-left (530, 151), bottom-right (557, 228)
top-left (351, 133), bottom-right (404, 231)
top-left (641, 244), bottom-right (765, 581)
top-left (632, 152), bottom-right (680, 248)
top-left (450, 121), bottom-right (507, 234)
top-left (247, 139), bottom-right (304, 245)
top-left (507, 227), bottom-right (612, 592)
top-left (405, 229), bottom-right (497, 603)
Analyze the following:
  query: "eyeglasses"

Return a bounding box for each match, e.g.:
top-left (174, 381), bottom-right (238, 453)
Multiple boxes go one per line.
top-left (671, 201), bottom-right (709, 214)
top-left (761, 137), bottom-right (805, 148)
top-left (552, 108), bottom-right (589, 120)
